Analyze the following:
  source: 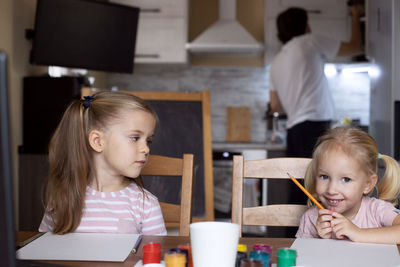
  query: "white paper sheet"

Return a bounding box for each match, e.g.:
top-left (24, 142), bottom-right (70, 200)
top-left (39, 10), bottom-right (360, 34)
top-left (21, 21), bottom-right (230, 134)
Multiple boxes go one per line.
top-left (16, 232), bottom-right (141, 262)
top-left (291, 238), bottom-right (400, 267)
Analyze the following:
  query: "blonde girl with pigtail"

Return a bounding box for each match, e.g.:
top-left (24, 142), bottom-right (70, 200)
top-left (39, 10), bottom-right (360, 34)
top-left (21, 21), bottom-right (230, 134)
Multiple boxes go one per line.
top-left (39, 91), bottom-right (167, 235)
top-left (296, 127), bottom-right (400, 244)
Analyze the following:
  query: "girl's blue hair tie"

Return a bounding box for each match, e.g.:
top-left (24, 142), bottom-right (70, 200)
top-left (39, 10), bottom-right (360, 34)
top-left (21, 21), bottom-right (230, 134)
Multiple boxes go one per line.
top-left (83, 95), bottom-right (94, 108)
top-left (377, 153), bottom-right (382, 159)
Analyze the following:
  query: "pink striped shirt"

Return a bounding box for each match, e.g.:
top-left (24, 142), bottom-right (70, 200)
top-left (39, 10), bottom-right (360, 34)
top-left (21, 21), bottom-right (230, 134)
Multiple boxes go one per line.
top-left (39, 182), bottom-right (167, 235)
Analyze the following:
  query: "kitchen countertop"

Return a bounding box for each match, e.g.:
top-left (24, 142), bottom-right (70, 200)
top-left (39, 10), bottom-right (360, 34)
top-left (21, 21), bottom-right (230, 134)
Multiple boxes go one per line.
top-left (212, 141), bottom-right (286, 151)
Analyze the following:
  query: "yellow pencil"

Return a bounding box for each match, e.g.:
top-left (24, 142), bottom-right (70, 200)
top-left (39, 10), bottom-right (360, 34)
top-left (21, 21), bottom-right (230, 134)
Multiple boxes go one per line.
top-left (287, 172), bottom-right (324, 209)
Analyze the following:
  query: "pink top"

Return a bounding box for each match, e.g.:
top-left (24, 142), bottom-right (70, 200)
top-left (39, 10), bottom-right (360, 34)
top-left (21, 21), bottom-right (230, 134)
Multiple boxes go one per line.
top-left (39, 182), bottom-right (167, 235)
top-left (296, 196), bottom-right (399, 238)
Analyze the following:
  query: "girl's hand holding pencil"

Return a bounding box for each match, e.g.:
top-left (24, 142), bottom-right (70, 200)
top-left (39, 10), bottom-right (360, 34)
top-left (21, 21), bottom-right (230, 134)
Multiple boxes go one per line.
top-left (316, 209), bottom-right (334, 239)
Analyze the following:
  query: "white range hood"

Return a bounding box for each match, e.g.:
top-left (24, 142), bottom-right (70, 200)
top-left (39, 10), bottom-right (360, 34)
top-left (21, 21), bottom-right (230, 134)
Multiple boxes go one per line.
top-left (186, 0), bottom-right (264, 55)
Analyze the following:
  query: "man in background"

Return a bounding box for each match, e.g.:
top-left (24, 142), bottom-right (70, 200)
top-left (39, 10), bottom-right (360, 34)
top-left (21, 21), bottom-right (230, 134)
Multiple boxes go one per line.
top-left (269, 5), bottom-right (362, 157)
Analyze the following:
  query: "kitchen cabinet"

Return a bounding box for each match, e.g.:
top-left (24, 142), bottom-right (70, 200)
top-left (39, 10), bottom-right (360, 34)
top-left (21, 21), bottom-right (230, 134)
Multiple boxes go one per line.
top-left (135, 18), bottom-right (187, 63)
top-left (266, 0), bottom-right (348, 19)
top-left (19, 154), bottom-right (48, 231)
top-left (114, 0), bottom-right (186, 17)
top-left (264, 0), bottom-right (357, 64)
top-left (111, 0), bottom-right (188, 63)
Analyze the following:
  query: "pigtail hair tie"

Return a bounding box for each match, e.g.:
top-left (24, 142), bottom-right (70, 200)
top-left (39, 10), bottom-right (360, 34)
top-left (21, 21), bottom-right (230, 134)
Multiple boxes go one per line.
top-left (377, 153), bottom-right (382, 159)
top-left (83, 95), bottom-right (94, 109)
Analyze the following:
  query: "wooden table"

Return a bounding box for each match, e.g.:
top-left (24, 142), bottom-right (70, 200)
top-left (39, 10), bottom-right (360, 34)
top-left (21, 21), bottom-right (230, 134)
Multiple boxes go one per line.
top-left (18, 232), bottom-right (293, 266)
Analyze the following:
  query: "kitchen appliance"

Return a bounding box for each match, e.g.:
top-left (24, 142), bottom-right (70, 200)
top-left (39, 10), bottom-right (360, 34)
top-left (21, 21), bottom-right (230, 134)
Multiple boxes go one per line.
top-left (186, 0), bottom-right (264, 55)
top-left (265, 103), bottom-right (287, 144)
top-left (213, 151), bottom-right (240, 217)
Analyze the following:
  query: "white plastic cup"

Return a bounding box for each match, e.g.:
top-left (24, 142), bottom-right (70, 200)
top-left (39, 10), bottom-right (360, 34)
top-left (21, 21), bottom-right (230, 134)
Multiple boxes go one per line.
top-left (190, 221), bottom-right (240, 267)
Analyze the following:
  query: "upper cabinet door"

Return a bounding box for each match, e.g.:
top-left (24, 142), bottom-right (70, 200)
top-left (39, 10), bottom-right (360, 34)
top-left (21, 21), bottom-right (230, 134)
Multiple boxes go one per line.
top-left (111, 0), bottom-right (188, 63)
top-left (135, 17), bottom-right (187, 63)
top-left (266, 0), bottom-right (348, 19)
top-left (112, 0), bottom-right (186, 17)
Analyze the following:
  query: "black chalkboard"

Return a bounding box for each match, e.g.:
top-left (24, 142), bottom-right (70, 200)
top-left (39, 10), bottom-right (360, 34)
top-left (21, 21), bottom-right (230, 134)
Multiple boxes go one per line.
top-left (81, 88), bottom-right (214, 221)
top-left (142, 100), bottom-right (205, 217)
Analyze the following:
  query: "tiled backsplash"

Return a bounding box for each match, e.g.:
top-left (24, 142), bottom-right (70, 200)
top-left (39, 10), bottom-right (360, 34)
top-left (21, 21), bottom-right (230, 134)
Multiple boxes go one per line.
top-left (108, 64), bottom-right (370, 143)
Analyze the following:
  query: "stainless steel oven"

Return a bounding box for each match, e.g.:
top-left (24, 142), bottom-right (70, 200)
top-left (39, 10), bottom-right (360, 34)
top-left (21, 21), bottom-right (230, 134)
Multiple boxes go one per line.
top-left (213, 151), bottom-right (240, 218)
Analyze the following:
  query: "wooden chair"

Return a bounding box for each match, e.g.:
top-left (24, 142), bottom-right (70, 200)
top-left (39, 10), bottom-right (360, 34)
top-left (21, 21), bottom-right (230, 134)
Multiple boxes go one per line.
top-left (141, 154), bottom-right (194, 236)
top-left (231, 155), bottom-right (312, 236)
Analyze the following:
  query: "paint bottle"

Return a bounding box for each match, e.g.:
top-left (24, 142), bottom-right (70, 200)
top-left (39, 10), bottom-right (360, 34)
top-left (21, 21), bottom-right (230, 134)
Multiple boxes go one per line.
top-left (249, 250), bottom-right (270, 267)
top-left (177, 244), bottom-right (192, 267)
top-left (143, 242), bottom-right (161, 265)
top-left (168, 248), bottom-right (188, 267)
top-left (277, 248), bottom-right (297, 267)
top-left (236, 244), bottom-right (248, 267)
top-left (164, 251), bottom-right (186, 267)
top-left (253, 243), bottom-right (273, 267)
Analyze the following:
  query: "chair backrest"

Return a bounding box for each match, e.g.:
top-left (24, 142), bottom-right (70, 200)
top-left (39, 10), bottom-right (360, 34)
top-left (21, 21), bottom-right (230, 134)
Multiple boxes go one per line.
top-left (231, 155), bottom-right (312, 236)
top-left (141, 154), bottom-right (194, 236)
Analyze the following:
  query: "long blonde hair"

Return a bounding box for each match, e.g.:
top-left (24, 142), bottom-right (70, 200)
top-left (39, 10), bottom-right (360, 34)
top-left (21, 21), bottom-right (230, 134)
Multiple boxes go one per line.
top-left (43, 91), bottom-right (157, 234)
top-left (305, 127), bottom-right (400, 206)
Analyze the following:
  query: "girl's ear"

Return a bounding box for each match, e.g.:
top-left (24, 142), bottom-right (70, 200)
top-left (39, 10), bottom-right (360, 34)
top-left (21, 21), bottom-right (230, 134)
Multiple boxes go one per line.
top-left (88, 130), bottom-right (104, 152)
top-left (363, 173), bottom-right (378, 194)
